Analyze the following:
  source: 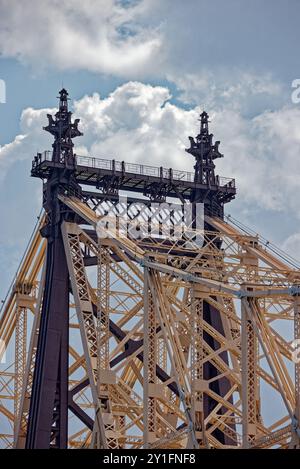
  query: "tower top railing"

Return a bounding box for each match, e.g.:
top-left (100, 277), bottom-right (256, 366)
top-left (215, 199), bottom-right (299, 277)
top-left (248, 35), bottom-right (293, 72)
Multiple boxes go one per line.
top-left (33, 150), bottom-right (235, 189)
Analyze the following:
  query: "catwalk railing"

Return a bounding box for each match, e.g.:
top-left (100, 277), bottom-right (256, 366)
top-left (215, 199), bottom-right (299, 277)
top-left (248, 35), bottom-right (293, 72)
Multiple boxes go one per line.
top-left (32, 150), bottom-right (235, 189)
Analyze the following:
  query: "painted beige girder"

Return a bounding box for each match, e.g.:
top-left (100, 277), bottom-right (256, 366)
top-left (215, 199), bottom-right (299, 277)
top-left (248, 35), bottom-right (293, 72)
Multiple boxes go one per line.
top-left (0, 197), bottom-right (300, 448)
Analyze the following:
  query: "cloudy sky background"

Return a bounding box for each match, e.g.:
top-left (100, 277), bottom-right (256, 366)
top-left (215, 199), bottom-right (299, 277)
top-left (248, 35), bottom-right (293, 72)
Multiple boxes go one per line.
top-left (1, 0), bottom-right (300, 298)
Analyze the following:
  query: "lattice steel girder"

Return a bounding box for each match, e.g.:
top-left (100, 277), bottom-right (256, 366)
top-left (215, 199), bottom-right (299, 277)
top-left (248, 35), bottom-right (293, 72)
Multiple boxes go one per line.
top-left (241, 296), bottom-right (258, 447)
top-left (1, 195), bottom-right (300, 448)
top-left (62, 222), bottom-right (109, 449)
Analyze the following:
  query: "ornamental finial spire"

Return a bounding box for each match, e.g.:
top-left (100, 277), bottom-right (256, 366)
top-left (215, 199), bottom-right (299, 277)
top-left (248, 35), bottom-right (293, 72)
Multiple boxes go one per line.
top-left (185, 111), bottom-right (223, 185)
top-left (43, 89), bottom-right (82, 165)
top-left (57, 88), bottom-right (69, 113)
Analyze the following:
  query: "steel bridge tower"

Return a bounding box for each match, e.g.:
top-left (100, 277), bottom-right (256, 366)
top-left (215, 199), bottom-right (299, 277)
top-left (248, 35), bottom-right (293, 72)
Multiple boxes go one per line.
top-left (1, 90), bottom-right (300, 449)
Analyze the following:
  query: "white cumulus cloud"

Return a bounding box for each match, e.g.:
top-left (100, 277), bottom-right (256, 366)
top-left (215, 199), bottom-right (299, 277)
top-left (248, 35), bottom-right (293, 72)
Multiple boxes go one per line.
top-left (169, 71), bottom-right (284, 114)
top-left (0, 0), bottom-right (162, 77)
top-left (0, 107), bottom-right (54, 179)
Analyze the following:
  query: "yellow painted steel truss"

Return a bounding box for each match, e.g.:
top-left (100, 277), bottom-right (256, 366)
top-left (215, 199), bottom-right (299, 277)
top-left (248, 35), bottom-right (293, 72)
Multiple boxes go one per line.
top-left (1, 196), bottom-right (300, 449)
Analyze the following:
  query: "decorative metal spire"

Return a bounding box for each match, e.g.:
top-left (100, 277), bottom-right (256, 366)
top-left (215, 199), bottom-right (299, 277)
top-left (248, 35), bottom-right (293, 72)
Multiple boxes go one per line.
top-left (186, 111), bottom-right (223, 185)
top-left (44, 88), bottom-right (83, 166)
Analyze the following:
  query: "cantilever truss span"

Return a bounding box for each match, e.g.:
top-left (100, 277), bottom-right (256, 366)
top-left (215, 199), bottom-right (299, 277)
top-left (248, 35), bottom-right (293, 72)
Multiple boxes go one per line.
top-left (1, 194), bottom-right (300, 449)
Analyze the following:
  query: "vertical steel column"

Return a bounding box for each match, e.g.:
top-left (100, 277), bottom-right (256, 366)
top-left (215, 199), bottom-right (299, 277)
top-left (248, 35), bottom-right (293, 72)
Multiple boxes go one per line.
top-left (143, 267), bottom-right (157, 446)
top-left (292, 293), bottom-right (300, 447)
top-left (97, 243), bottom-right (118, 449)
top-left (158, 336), bottom-right (167, 405)
top-left (190, 286), bottom-right (206, 446)
top-left (14, 306), bottom-right (27, 438)
top-left (241, 296), bottom-right (257, 448)
top-left (62, 222), bottom-right (107, 449)
top-left (98, 246), bottom-right (110, 373)
top-left (15, 264), bottom-right (46, 449)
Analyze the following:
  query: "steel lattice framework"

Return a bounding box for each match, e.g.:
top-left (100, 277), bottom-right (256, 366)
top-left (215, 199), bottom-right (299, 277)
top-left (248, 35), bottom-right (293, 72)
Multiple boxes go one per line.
top-left (0, 90), bottom-right (300, 449)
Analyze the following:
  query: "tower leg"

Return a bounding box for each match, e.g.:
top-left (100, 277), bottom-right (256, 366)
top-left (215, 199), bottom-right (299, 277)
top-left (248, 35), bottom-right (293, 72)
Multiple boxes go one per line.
top-left (25, 234), bottom-right (69, 448)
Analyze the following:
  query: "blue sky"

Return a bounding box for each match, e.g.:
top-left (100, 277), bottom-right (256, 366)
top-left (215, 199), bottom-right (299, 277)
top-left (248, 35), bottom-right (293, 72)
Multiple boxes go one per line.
top-left (1, 0), bottom-right (300, 299)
